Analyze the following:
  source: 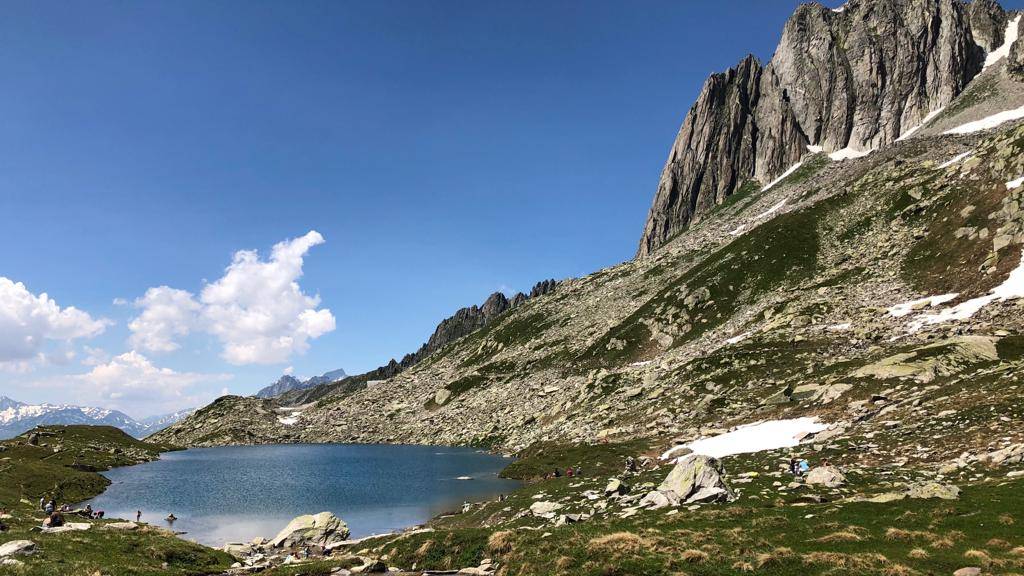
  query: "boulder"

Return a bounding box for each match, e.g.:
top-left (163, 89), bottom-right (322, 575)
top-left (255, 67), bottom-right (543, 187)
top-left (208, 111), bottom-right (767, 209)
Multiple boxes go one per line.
top-left (604, 478), bottom-right (628, 496)
top-left (639, 490), bottom-right (680, 510)
top-left (863, 492), bottom-right (907, 504)
top-left (953, 568), bottom-right (982, 576)
top-left (805, 466), bottom-right (847, 488)
top-left (270, 512), bottom-right (350, 548)
top-left (906, 482), bottom-right (960, 501)
top-left (102, 522), bottom-right (139, 531)
top-left (434, 388), bottom-right (452, 406)
top-left (980, 443), bottom-right (1024, 466)
top-left (0, 540), bottom-right (34, 557)
top-left (42, 522), bottom-right (91, 533)
top-left (351, 559), bottom-right (387, 573)
top-left (528, 501), bottom-right (563, 518)
top-left (657, 455), bottom-right (734, 504)
top-left (223, 542), bottom-right (254, 559)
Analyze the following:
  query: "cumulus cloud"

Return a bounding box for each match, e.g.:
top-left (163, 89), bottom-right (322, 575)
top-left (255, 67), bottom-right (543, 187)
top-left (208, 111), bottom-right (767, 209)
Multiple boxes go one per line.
top-left (75, 351), bottom-right (231, 416)
top-left (0, 277), bottom-right (110, 365)
top-left (128, 287), bottom-right (200, 353)
top-left (127, 231), bottom-right (336, 365)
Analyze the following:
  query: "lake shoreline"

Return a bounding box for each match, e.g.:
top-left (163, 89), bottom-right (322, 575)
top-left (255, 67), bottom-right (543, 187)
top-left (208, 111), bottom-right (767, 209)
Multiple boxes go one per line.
top-left (84, 442), bottom-right (520, 548)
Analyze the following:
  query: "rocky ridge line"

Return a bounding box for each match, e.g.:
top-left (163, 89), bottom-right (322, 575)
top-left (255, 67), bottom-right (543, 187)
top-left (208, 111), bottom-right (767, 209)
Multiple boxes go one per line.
top-left (637, 0), bottom-right (1009, 257)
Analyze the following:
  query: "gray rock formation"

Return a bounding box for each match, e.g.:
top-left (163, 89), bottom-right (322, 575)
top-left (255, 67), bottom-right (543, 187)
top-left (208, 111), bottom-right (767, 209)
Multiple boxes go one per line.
top-left (968, 0), bottom-right (1008, 51)
top-left (269, 512), bottom-right (350, 548)
top-left (805, 465), bottom-right (847, 488)
top-left (1010, 15), bottom-right (1024, 78)
top-left (256, 369), bottom-right (348, 399)
top-left (273, 280), bottom-right (560, 406)
top-left (638, 0), bottom-right (1001, 257)
top-left (657, 455), bottom-right (734, 504)
top-left (256, 375), bottom-right (303, 399)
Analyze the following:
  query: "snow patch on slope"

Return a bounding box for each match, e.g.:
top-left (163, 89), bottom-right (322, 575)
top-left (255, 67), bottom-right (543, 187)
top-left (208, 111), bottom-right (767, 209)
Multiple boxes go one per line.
top-left (984, 15), bottom-right (1022, 69)
top-left (897, 107), bottom-right (945, 141)
top-left (903, 251), bottom-right (1024, 331)
top-left (762, 161), bottom-right (804, 192)
top-left (938, 152), bottom-right (972, 169)
top-left (754, 200), bottom-right (787, 220)
top-left (829, 147), bottom-right (874, 161)
top-left (944, 105), bottom-right (1024, 135)
top-left (661, 418), bottom-right (829, 461)
top-left (888, 294), bottom-right (959, 318)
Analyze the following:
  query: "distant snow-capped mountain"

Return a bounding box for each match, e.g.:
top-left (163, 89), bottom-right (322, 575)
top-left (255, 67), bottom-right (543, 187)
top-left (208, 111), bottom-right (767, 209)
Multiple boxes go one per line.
top-left (254, 368), bottom-right (347, 398)
top-left (0, 396), bottom-right (193, 439)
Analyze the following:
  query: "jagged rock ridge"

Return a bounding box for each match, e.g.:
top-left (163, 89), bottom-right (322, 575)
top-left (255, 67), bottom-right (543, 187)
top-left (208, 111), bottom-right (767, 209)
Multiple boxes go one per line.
top-left (273, 279), bottom-right (560, 406)
top-left (637, 0), bottom-right (1009, 257)
top-left (255, 369), bottom-right (349, 399)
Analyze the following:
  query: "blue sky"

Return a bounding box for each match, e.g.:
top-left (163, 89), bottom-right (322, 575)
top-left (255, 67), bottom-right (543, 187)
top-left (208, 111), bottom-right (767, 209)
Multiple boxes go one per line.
top-left (3, 0), bottom-right (1019, 417)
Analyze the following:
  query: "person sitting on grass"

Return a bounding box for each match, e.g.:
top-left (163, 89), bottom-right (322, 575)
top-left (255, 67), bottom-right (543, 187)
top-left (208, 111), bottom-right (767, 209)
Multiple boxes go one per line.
top-left (43, 511), bottom-right (64, 528)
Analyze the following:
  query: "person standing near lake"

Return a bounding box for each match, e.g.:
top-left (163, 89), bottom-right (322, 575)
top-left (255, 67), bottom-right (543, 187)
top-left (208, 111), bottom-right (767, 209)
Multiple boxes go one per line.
top-left (136, 510), bottom-right (141, 522)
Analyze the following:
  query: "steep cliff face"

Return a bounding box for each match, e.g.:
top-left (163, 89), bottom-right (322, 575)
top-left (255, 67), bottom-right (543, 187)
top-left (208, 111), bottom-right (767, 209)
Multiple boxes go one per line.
top-left (1011, 15), bottom-right (1024, 77)
top-left (637, 0), bottom-right (1005, 258)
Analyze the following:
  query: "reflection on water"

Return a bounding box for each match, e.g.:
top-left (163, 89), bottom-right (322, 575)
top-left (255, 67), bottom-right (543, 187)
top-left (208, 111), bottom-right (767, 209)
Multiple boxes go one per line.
top-left (84, 444), bottom-right (518, 546)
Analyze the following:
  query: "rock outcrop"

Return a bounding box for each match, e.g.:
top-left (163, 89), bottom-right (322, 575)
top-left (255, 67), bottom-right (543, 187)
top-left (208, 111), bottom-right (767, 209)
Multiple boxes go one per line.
top-left (269, 512), bottom-right (350, 549)
top-left (638, 0), bottom-right (1000, 257)
top-left (657, 455), bottom-right (735, 504)
top-left (1011, 15), bottom-right (1024, 78)
top-left (805, 466), bottom-right (847, 488)
top-left (256, 375), bottom-right (303, 399)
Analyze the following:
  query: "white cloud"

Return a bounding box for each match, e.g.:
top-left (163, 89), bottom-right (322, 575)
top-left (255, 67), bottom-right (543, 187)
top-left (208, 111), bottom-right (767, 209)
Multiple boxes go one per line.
top-left (283, 366), bottom-right (294, 375)
top-left (81, 345), bottom-right (110, 367)
top-left (128, 287), bottom-right (200, 353)
top-left (76, 351), bottom-right (231, 416)
top-left (0, 277), bottom-right (110, 366)
top-left (126, 231), bottom-right (336, 365)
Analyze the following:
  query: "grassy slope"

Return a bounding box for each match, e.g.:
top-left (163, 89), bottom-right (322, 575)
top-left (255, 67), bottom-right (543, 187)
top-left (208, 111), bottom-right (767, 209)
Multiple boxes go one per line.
top-left (253, 442), bottom-right (1024, 576)
top-left (0, 426), bottom-right (233, 576)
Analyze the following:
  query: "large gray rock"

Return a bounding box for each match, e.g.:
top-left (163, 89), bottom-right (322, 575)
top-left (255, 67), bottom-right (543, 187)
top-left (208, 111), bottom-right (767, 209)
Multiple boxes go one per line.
top-left (528, 501), bottom-right (563, 518)
top-left (805, 466), bottom-right (847, 488)
top-left (637, 0), bottom-right (992, 257)
top-left (270, 512), bottom-right (350, 548)
top-left (0, 540), bottom-right (34, 557)
top-left (906, 481), bottom-right (960, 500)
top-left (639, 490), bottom-right (680, 510)
top-left (981, 443), bottom-right (1024, 466)
top-left (657, 455), bottom-right (735, 504)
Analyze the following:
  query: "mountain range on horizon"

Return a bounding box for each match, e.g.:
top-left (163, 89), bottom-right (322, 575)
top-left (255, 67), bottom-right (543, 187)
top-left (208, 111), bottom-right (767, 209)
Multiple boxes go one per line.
top-left (0, 396), bottom-right (193, 440)
top-left (254, 368), bottom-right (349, 399)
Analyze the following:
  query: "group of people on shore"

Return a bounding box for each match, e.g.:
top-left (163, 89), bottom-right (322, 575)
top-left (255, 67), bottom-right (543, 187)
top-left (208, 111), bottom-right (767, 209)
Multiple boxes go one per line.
top-left (34, 499), bottom-right (176, 528)
top-left (543, 465), bottom-right (582, 480)
top-left (37, 496), bottom-right (106, 528)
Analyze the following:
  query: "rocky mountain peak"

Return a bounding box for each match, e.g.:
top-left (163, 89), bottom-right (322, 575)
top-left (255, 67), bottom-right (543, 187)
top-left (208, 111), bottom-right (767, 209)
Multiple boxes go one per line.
top-left (637, 0), bottom-right (1007, 257)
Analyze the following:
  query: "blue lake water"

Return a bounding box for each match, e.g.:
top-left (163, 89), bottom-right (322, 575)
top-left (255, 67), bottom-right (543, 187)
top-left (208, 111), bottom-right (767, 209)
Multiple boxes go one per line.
top-left (84, 444), bottom-right (518, 546)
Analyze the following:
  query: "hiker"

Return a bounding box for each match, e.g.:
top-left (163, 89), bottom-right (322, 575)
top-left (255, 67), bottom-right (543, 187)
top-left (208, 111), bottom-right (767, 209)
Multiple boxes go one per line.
top-left (165, 513), bottom-right (177, 523)
top-left (789, 458), bottom-right (799, 476)
top-left (566, 466), bottom-right (574, 478)
top-left (94, 510), bottom-right (104, 519)
top-left (84, 504), bottom-right (93, 517)
top-left (575, 466), bottom-right (582, 477)
top-left (39, 497), bottom-right (45, 511)
top-left (798, 459), bottom-right (810, 476)
top-left (44, 500), bottom-right (55, 515)
top-left (624, 456), bottom-right (637, 475)
top-left (136, 510), bottom-right (142, 522)
top-left (554, 467), bottom-right (562, 478)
